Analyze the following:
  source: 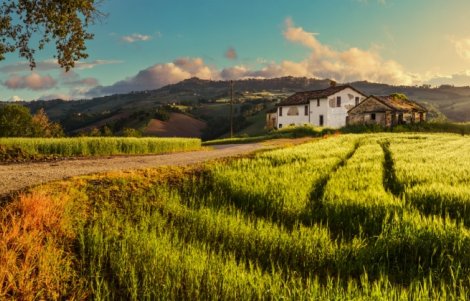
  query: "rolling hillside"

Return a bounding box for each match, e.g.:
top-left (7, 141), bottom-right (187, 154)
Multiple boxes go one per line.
top-left (15, 76), bottom-right (470, 138)
top-left (144, 113), bottom-right (206, 138)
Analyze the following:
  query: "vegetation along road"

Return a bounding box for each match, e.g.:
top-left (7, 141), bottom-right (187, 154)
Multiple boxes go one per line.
top-left (0, 143), bottom-right (272, 197)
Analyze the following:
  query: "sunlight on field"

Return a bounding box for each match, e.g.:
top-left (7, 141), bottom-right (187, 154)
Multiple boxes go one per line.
top-left (2, 133), bottom-right (470, 300)
top-left (0, 137), bottom-right (201, 160)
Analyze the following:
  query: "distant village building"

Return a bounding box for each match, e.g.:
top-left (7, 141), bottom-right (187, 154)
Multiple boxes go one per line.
top-left (274, 82), bottom-right (367, 128)
top-left (347, 95), bottom-right (427, 127)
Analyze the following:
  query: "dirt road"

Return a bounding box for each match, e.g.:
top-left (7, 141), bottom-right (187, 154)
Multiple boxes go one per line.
top-left (0, 143), bottom-right (270, 196)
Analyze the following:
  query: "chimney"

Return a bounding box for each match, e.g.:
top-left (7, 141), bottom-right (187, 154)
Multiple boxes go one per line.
top-left (330, 80), bottom-right (337, 87)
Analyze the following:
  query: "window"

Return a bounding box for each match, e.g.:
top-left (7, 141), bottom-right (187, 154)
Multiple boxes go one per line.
top-left (355, 97), bottom-right (360, 106)
top-left (336, 96), bottom-right (341, 107)
top-left (317, 99), bottom-right (320, 107)
top-left (279, 107), bottom-right (283, 116)
top-left (371, 113), bottom-right (376, 121)
top-left (278, 124), bottom-right (283, 128)
top-left (319, 115), bottom-right (324, 126)
top-left (287, 107), bottom-right (299, 116)
top-left (304, 105), bottom-right (308, 116)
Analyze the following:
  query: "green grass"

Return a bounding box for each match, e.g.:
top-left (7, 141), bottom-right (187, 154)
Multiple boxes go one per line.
top-left (4, 133), bottom-right (470, 300)
top-left (0, 137), bottom-right (201, 160)
top-left (203, 125), bottom-right (332, 145)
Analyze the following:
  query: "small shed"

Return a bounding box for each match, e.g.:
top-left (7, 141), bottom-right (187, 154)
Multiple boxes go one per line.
top-left (347, 95), bottom-right (427, 127)
top-left (266, 107), bottom-right (278, 130)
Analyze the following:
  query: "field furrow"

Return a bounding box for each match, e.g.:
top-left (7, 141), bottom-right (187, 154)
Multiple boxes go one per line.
top-left (208, 136), bottom-right (359, 226)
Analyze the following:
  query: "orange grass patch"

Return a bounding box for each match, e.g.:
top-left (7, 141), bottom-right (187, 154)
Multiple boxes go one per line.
top-left (0, 192), bottom-right (87, 300)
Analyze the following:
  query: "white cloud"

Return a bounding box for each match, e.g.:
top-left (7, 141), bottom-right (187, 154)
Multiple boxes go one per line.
top-left (61, 71), bottom-right (99, 87)
top-left (3, 73), bottom-right (57, 90)
top-left (84, 18), bottom-right (427, 98)
top-left (86, 57), bottom-right (217, 97)
top-left (74, 60), bottom-right (123, 70)
top-left (121, 33), bottom-right (152, 43)
top-left (7, 95), bottom-right (22, 102)
top-left (207, 19), bottom-right (419, 85)
top-left (279, 18), bottom-right (417, 85)
top-left (451, 38), bottom-right (470, 61)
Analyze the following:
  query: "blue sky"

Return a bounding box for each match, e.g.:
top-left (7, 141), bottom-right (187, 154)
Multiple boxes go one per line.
top-left (2, 0), bottom-right (470, 101)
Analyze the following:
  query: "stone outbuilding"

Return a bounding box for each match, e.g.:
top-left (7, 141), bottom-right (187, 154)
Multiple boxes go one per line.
top-left (347, 94), bottom-right (427, 127)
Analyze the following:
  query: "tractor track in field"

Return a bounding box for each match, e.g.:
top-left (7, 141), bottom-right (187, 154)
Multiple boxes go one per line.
top-left (309, 140), bottom-right (361, 202)
top-left (380, 141), bottom-right (404, 197)
top-left (0, 143), bottom-right (270, 198)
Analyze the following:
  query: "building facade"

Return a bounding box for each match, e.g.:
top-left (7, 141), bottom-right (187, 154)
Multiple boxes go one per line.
top-left (347, 95), bottom-right (427, 127)
top-left (276, 84), bottom-right (367, 129)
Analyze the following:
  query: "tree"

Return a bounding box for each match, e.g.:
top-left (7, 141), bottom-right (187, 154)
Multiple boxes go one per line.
top-left (0, 104), bottom-right (34, 136)
top-left (31, 108), bottom-right (64, 137)
top-left (0, 0), bottom-right (104, 71)
top-left (101, 125), bottom-right (113, 136)
top-left (122, 128), bottom-right (142, 137)
top-left (0, 105), bottom-right (64, 137)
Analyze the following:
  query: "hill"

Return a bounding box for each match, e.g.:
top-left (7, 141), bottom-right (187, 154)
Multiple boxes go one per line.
top-left (15, 76), bottom-right (470, 138)
top-left (144, 113), bottom-right (206, 138)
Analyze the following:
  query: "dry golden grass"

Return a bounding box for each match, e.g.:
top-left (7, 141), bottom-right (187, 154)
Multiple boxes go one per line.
top-left (0, 191), bottom-right (87, 300)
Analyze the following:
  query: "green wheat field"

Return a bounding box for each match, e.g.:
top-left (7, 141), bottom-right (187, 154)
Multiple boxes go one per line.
top-left (3, 133), bottom-right (470, 300)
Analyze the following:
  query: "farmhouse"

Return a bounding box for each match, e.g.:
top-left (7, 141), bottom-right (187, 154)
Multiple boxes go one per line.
top-left (275, 83), bottom-right (367, 128)
top-left (347, 94), bottom-right (427, 127)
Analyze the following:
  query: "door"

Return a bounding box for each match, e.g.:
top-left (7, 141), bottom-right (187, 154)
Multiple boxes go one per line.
top-left (319, 115), bottom-right (324, 126)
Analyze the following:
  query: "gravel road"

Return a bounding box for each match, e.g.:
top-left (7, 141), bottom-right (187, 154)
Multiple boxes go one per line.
top-left (0, 143), bottom-right (270, 197)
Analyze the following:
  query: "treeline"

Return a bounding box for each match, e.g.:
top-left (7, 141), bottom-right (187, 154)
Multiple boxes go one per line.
top-left (0, 104), bottom-right (63, 137)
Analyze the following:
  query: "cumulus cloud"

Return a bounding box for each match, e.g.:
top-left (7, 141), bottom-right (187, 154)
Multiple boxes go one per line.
top-left (279, 18), bottom-right (417, 85)
top-left (0, 59), bottom-right (121, 72)
top-left (86, 57), bottom-right (217, 97)
top-left (121, 33), bottom-right (152, 43)
top-left (220, 61), bottom-right (310, 80)
top-left (84, 19), bottom-right (424, 98)
top-left (214, 19), bottom-right (418, 85)
top-left (225, 47), bottom-right (238, 60)
top-left (3, 73), bottom-right (57, 90)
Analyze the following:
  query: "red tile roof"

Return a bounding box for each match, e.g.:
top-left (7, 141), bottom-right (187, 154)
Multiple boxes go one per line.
top-left (277, 85), bottom-right (367, 106)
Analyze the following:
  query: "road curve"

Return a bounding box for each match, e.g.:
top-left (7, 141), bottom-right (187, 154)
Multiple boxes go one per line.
top-left (0, 143), bottom-right (270, 197)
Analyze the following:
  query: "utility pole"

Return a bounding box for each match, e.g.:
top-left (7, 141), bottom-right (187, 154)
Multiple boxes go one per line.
top-left (230, 80), bottom-right (234, 138)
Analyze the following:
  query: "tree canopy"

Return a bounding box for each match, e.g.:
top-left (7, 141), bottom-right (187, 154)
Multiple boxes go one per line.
top-left (0, 104), bottom-right (63, 137)
top-left (0, 0), bottom-right (103, 71)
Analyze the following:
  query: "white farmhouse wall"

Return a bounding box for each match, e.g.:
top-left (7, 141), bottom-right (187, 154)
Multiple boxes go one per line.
top-left (277, 105), bottom-right (310, 128)
top-left (276, 87), bottom-right (367, 129)
top-left (309, 98), bottom-right (329, 126)
top-left (326, 88), bottom-right (366, 128)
